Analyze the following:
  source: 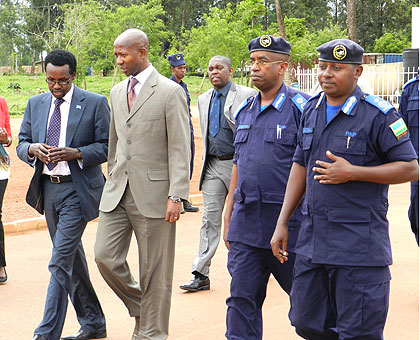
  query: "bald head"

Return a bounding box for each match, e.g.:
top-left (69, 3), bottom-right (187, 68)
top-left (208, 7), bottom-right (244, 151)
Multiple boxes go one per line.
top-left (114, 28), bottom-right (150, 77)
top-left (114, 29), bottom-right (149, 51)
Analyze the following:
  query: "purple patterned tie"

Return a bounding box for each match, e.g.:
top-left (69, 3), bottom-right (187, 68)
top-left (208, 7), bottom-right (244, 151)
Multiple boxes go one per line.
top-left (46, 98), bottom-right (64, 170)
top-left (128, 77), bottom-right (139, 111)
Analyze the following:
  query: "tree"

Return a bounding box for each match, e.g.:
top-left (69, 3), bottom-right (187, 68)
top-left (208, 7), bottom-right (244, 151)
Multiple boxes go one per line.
top-left (0, 1), bottom-right (22, 69)
top-left (181, 0), bottom-right (266, 76)
top-left (346, 0), bottom-right (356, 41)
top-left (274, 0), bottom-right (286, 38)
top-left (374, 32), bottom-right (410, 53)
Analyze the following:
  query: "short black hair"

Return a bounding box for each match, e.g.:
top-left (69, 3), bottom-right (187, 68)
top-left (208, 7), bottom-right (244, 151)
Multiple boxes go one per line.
top-left (45, 49), bottom-right (77, 75)
top-left (210, 55), bottom-right (232, 69)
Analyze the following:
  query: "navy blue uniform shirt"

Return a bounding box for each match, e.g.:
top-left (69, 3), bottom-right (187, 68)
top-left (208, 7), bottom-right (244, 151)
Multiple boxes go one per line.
top-left (293, 86), bottom-right (417, 266)
top-left (170, 75), bottom-right (191, 112)
top-left (399, 76), bottom-right (419, 157)
top-left (227, 84), bottom-right (309, 250)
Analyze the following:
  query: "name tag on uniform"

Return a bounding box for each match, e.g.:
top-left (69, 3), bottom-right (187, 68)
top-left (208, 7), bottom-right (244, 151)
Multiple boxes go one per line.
top-left (303, 127), bottom-right (313, 134)
top-left (237, 124), bottom-right (250, 130)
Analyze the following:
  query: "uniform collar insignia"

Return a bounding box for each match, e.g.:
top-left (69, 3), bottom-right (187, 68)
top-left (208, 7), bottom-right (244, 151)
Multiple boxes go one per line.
top-left (342, 96), bottom-right (357, 115)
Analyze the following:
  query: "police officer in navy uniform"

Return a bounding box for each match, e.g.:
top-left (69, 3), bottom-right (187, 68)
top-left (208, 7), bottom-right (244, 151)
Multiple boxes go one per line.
top-left (224, 35), bottom-right (310, 340)
top-left (271, 39), bottom-right (419, 340)
top-left (399, 74), bottom-right (419, 245)
top-left (168, 53), bottom-right (199, 213)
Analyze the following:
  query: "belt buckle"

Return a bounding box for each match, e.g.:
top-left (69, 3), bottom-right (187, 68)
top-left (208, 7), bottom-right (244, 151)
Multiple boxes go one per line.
top-left (50, 175), bottom-right (60, 183)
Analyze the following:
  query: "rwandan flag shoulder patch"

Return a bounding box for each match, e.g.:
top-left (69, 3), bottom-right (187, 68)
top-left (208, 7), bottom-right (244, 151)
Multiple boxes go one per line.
top-left (389, 118), bottom-right (408, 140)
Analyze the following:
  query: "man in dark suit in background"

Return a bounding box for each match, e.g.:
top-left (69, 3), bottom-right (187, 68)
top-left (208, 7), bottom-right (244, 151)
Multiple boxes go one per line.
top-left (17, 49), bottom-right (109, 340)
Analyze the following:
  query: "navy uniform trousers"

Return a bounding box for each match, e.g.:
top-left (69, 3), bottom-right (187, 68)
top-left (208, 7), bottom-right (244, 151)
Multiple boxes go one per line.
top-left (290, 255), bottom-right (390, 340)
top-left (35, 178), bottom-right (105, 339)
top-left (226, 241), bottom-right (295, 340)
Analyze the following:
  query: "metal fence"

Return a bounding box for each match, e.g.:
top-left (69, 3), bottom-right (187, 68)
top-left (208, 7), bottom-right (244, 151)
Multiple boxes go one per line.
top-left (295, 63), bottom-right (418, 103)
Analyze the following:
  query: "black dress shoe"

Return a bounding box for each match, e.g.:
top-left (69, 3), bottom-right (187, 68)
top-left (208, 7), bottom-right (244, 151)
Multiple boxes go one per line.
top-left (183, 201), bottom-right (199, 212)
top-left (61, 329), bottom-right (107, 340)
top-left (0, 268), bottom-right (7, 283)
top-left (180, 276), bottom-right (210, 292)
top-left (33, 335), bottom-right (48, 340)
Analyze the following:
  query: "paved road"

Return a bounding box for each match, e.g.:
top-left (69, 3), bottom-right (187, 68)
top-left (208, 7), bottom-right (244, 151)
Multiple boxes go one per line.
top-left (1, 183), bottom-right (418, 339)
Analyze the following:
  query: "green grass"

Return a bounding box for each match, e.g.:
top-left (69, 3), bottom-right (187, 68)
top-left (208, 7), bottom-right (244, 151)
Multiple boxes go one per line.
top-left (0, 73), bottom-right (247, 116)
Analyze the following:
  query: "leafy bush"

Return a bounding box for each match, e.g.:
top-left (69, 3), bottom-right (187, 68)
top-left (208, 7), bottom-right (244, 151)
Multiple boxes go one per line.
top-left (374, 31), bottom-right (410, 53)
top-left (7, 81), bottom-right (21, 90)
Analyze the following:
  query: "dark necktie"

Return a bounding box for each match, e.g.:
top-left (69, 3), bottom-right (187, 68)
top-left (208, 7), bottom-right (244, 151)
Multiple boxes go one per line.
top-left (46, 98), bottom-right (64, 170)
top-left (209, 91), bottom-right (221, 137)
top-left (128, 77), bottom-right (139, 111)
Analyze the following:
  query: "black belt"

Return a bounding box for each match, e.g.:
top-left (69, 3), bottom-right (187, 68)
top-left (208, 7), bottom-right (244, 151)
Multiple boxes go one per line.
top-left (209, 154), bottom-right (234, 161)
top-left (43, 175), bottom-right (72, 184)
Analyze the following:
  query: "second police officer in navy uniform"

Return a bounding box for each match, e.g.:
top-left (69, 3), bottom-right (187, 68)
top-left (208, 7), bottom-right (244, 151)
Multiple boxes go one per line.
top-left (223, 35), bottom-right (310, 340)
top-left (168, 53), bottom-right (199, 213)
top-left (399, 74), bottom-right (419, 245)
top-left (271, 39), bottom-right (419, 340)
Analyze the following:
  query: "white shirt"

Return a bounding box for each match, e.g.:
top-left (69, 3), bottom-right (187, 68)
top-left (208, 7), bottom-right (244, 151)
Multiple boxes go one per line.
top-left (129, 63), bottom-right (155, 96)
top-left (42, 85), bottom-right (74, 176)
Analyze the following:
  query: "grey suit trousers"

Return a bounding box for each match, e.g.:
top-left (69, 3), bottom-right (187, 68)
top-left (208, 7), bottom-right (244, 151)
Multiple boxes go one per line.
top-left (192, 157), bottom-right (233, 277)
top-left (95, 183), bottom-right (176, 340)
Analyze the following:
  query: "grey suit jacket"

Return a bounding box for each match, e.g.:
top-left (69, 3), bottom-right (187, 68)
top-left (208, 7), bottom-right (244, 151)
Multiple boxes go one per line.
top-left (197, 82), bottom-right (257, 189)
top-left (100, 68), bottom-right (191, 218)
top-left (17, 86), bottom-right (110, 222)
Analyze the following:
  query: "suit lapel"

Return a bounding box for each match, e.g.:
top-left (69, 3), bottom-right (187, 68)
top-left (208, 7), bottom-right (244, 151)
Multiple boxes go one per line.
top-left (224, 82), bottom-right (237, 125)
top-left (66, 86), bottom-right (85, 146)
top-left (201, 91), bottom-right (212, 141)
top-left (127, 70), bottom-right (158, 121)
top-left (39, 94), bottom-right (52, 143)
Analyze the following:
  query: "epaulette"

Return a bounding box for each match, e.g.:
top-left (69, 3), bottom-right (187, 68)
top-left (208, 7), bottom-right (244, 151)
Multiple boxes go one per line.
top-left (402, 76), bottom-right (419, 90)
top-left (307, 91), bottom-right (322, 103)
top-left (291, 93), bottom-right (308, 114)
top-left (363, 95), bottom-right (394, 115)
top-left (234, 96), bottom-right (254, 120)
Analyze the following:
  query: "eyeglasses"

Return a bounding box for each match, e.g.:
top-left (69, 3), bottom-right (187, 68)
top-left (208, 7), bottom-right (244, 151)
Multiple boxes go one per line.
top-left (45, 78), bottom-right (71, 86)
top-left (246, 60), bottom-right (286, 67)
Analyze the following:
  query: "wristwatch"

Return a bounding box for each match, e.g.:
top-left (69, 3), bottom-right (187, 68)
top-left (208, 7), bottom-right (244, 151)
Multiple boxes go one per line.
top-left (168, 196), bottom-right (182, 203)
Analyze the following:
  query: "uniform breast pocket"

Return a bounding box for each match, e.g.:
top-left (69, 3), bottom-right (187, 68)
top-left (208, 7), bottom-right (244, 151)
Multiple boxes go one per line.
top-left (407, 98), bottom-right (419, 127)
top-left (262, 128), bottom-right (296, 165)
top-left (332, 136), bottom-right (367, 165)
top-left (302, 134), bottom-right (313, 151)
top-left (327, 208), bottom-right (371, 255)
top-left (234, 129), bottom-right (249, 144)
top-left (234, 129), bottom-right (249, 157)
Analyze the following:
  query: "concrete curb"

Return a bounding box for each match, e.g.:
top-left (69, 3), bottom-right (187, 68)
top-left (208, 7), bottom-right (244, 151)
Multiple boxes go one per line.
top-left (4, 216), bottom-right (47, 235)
top-left (4, 194), bottom-right (203, 235)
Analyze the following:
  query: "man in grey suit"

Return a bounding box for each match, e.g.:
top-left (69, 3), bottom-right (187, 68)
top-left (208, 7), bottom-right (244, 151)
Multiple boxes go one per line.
top-left (17, 49), bottom-right (109, 340)
top-left (94, 29), bottom-right (190, 340)
top-left (180, 56), bottom-right (257, 292)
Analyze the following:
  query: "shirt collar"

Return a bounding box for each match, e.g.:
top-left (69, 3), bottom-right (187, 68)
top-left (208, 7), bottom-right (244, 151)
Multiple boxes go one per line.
top-left (131, 63), bottom-right (155, 86)
top-left (51, 84), bottom-right (74, 104)
top-left (214, 81), bottom-right (232, 97)
top-left (256, 83), bottom-right (287, 112)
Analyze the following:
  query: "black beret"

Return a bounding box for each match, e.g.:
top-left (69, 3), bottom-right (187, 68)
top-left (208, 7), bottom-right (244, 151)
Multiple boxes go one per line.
top-left (248, 35), bottom-right (291, 55)
top-left (167, 53), bottom-right (186, 67)
top-left (317, 39), bottom-right (364, 64)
